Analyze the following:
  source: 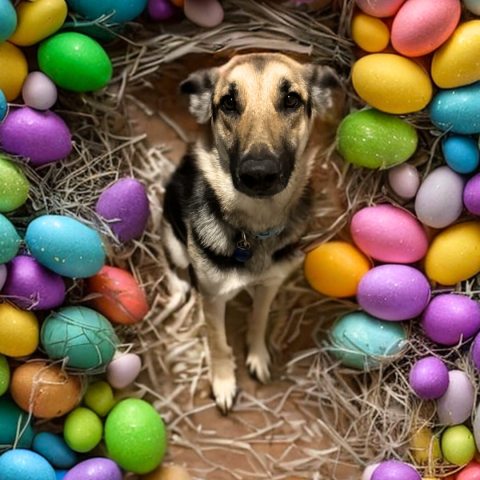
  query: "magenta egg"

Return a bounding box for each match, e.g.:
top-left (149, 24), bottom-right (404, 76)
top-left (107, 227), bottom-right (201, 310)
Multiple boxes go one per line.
top-left (409, 356), bottom-right (449, 399)
top-left (464, 172), bottom-right (480, 216)
top-left (63, 457), bottom-right (122, 480)
top-left (148, 0), bottom-right (177, 20)
top-left (371, 460), bottom-right (420, 480)
top-left (357, 264), bottom-right (431, 321)
top-left (422, 294), bottom-right (480, 345)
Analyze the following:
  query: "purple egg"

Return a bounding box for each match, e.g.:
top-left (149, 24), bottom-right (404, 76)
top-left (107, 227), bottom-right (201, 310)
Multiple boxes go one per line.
top-left (371, 460), bottom-right (421, 480)
top-left (422, 294), bottom-right (480, 345)
top-left (148, 0), bottom-right (178, 20)
top-left (409, 356), bottom-right (449, 399)
top-left (63, 458), bottom-right (122, 480)
top-left (0, 107), bottom-right (72, 166)
top-left (96, 177), bottom-right (150, 242)
top-left (471, 332), bottom-right (480, 371)
top-left (357, 265), bottom-right (431, 321)
top-left (464, 172), bottom-right (480, 216)
top-left (1, 255), bottom-right (66, 310)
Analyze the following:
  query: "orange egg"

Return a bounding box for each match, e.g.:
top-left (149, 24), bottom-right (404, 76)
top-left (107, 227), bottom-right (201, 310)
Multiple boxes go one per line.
top-left (304, 241), bottom-right (371, 298)
top-left (86, 265), bottom-right (149, 325)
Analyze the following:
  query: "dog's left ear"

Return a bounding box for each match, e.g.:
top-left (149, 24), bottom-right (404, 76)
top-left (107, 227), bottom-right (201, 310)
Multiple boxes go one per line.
top-left (180, 68), bottom-right (219, 124)
top-left (305, 65), bottom-right (345, 117)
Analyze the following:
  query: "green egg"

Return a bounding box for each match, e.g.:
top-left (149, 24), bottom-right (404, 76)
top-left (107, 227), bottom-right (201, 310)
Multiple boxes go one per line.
top-left (336, 108), bottom-right (418, 169)
top-left (0, 213), bottom-right (21, 263)
top-left (104, 398), bottom-right (167, 474)
top-left (83, 381), bottom-right (116, 417)
top-left (64, 407), bottom-right (103, 453)
top-left (38, 32), bottom-right (112, 92)
top-left (0, 156), bottom-right (29, 213)
top-left (0, 355), bottom-right (10, 396)
top-left (441, 425), bottom-right (476, 466)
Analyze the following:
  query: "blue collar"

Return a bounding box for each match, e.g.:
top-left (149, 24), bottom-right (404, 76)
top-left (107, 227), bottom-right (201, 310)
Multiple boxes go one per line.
top-left (251, 225), bottom-right (285, 240)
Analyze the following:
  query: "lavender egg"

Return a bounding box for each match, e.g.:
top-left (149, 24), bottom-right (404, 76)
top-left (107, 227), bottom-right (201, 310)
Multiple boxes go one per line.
top-left (464, 172), bottom-right (480, 216)
top-left (422, 294), bottom-right (480, 345)
top-left (63, 457), bottom-right (122, 480)
top-left (371, 460), bottom-right (420, 480)
top-left (437, 370), bottom-right (475, 425)
top-left (409, 356), bottom-right (449, 399)
top-left (22, 71), bottom-right (58, 111)
top-left (470, 332), bottom-right (480, 372)
top-left (96, 178), bottom-right (150, 243)
top-left (357, 264), bottom-right (431, 321)
top-left (1, 255), bottom-right (66, 310)
top-left (0, 107), bottom-right (72, 166)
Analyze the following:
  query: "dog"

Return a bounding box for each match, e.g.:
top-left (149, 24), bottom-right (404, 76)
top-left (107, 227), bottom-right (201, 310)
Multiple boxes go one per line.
top-left (162, 53), bottom-right (345, 413)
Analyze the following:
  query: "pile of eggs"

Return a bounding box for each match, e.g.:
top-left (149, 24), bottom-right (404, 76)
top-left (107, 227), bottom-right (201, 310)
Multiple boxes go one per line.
top-left (305, 0), bottom-right (480, 479)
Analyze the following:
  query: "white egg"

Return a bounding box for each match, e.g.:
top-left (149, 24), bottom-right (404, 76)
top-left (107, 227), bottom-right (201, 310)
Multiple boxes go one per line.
top-left (106, 353), bottom-right (142, 390)
top-left (436, 370), bottom-right (474, 425)
top-left (184, 0), bottom-right (224, 28)
top-left (472, 402), bottom-right (480, 451)
top-left (362, 463), bottom-right (380, 480)
top-left (22, 71), bottom-right (58, 111)
top-left (387, 163), bottom-right (420, 199)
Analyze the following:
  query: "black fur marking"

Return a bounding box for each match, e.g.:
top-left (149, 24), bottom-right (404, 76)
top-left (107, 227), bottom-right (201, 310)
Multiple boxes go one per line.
top-left (251, 56), bottom-right (268, 74)
top-left (272, 242), bottom-right (298, 262)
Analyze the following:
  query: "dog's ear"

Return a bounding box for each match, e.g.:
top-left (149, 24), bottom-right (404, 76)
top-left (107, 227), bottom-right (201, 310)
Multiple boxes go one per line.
top-left (180, 68), bottom-right (219, 124)
top-left (306, 65), bottom-right (345, 117)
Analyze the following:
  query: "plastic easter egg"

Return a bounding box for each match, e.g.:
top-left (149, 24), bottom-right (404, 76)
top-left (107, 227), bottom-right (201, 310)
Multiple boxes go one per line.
top-left (0, 42), bottom-right (28, 101)
top-left (67, 0), bottom-right (148, 23)
top-left (437, 370), bottom-right (474, 425)
top-left (387, 164), bottom-right (420, 199)
top-left (336, 109), bottom-right (418, 169)
top-left (141, 465), bottom-right (193, 480)
top-left (442, 135), bottom-right (479, 174)
top-left (361, 464), bottom-right (380, 480)
top-left (10, 361), bottom-right (83, 418)
top-left (409, 427), bottom-right (442, 465)
top-left (0, 396), bottom-right (34, 448)
top-left (0, 88), bottom-right (7, 122)
top-left (148, 0), bottom-right (178, 20)
top-left (104, 398), bottom-right (168, 474)
top-left (352, 54), bottom-right (432, 114)
top-left (422, 294), bottom-right (480, 346)
top-left (106, 353), bottom-right (142, 389)
top-left (0, 354), bottom-right (9, 396)
top-left (0, 214), bottom-right (21, 264)
top-left (0, 156), bottom-right (29, 213)
top-left (424, 221), bottom-right (480, 285)
top-left (471, 333), bottom-right (480, 372)
top-left (432, 21), bottom-right (480, 88)
top-left (64, 407), bottom-right (103, 453)
top-left (2, 255), bottom-right (66, 310)
top-left (457, 461), bottom-right (480, 480)
top-left (184, 0), bottom-right (224, 28)
top-left (430, 82), bottom-right (480, 134)
top-left (96, 177), bottom-right (150, 242)
top-left (41, 305), bottom-right (119, 369)
top-left (442, 425), bottom-right (476, 465)
top-left (0, 449), bottom-right (56, 480)
top-left (38, 32), bottom-right (113, 92)
top-left (351, 13), bottom-right (389, 53)
top-left (414, 166), bottom-right (464, 229)
top-left (0, 302), bottom-right (38, 357)
top-left (350, 204), bottom-right (428, 264)
top-left (371, 460), bottom-right (420, 480)
top-left (303, 241), bottom-right (371, 298)
top-left (25, 215), bottom-right (105, 278)
top-left (0, 0), bottom-right (17, 43)
top-left (33, 432), bottom-right (78, 469)
top-left (409, 356), bottom-right (449, 399)
top-left (63, 458), bottom-right (122, 480)
top-left (357, 265), bottom-right (431, 321)
top-left (391, 0), bottom-right (461, 57)
top-left (86, 265), bottom-right (149, 324)
top-left (22, 72), bottom-right (58, 111)
top-left (9, 0), bottom-right (67, 47)
top-left (328, 311), bottom-right (407, 371)
top-left (83, 381), bottom-right (116, 417)
top-left (464, 173), bottom-right (480, 216)
top-left (355, 0), bottom-right (406, 17)
top-left (0, 264), bottom-right (6, 290)
top-left (464, 0), bottom-right (480, 15)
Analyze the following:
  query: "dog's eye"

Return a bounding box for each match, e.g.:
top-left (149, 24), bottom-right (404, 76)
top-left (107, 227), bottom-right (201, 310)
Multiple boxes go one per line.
top-left (221, 95), bottom-right (236, 112)
top-left (284, 93), bottom-right (300, 109)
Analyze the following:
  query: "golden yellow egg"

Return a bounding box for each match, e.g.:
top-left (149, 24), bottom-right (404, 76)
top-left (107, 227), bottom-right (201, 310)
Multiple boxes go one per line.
top-left (0, 302), bottom-right (38, 357)
top-left (351, 13), bottom-right (390, 53)
top-left (0, 42), bottom-right (28, 101)
top-left (410, 427), bottom-right (442, 465)
top-left (140, 465), bottom-right (192, 480)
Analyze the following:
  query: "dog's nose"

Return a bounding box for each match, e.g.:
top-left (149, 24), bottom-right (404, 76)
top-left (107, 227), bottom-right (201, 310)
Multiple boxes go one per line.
top-left (237, 159), bottom-right (281, 196)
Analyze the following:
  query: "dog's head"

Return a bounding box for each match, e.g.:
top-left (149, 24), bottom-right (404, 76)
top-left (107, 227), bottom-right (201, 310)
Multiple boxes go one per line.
top-left (181, 53), bottom-right (343, 199)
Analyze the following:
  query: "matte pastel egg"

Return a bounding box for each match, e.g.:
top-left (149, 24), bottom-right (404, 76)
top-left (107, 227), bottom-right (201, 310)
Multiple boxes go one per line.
top-left (0, 214), bottom-right (21, 264)
top-left (409, 356), bottom-right (449, 399)
top-left (0, 41), bottom-right (28, 101)
top-left (437, 370), bottom-right (474, 425)
top-left (0, 0), bottom-right (17, 42)
top-left (22, 72), bottom-right (58, 111)
top-left (66, 0), bottom-right (148, 23)
top-left (351, 13), bottom-right (390, 53)
top-left (0, 449), bottom-right (56, 480)
top-left (25, 215), bottom-right (105, 278)
top-left (350, 204), bottom-right (428, 263)
top-left (357, 265), bottom-right (431, 321)
top-left (414, 166), bottom-right (464, 229)
top-left (391, 0), bottom-right (461, 57)
top-left (0, 107), bottom-right (72, 166)
top-left (352, 54), bottom-right (432, 114)
top-left (442, 135), bottom-right (480, 174)
top-left (83, 381), bottom-right (116, 417)
top-left (371, 460), bottom-right (420, 480)
top-left (96, 177), bottom-right (150, 242)
top-left (106, 353), bottom-right (142, 389)
top-left (457, 462), bottom-right (480, 480)
top-left (387, 163), bottom-right (420, 199)
top-left (148, 0), bottom-right (178, 20)
top-left (1, 255), bottom-right (66, 310)
top-left (0, 396), bottom-right (34, 448)
top-left (354, 0), bottom-right (406, 17)
top-left (63, 458), bottom-right (122, 480)
top-left (441, 425), bottom-right (476, 465)
top-left (33, 432), bottom-right (78, 469)
top-left (0, 156), bottom-right (30, 213)
top-left (464, 173), bottom-right (480, 216)
top-left (336, 108), bottom-right (418, 169)
top-left (184, 0), bottom-right (224, 28)
top-left (432, 21), bottom-right (480, 88)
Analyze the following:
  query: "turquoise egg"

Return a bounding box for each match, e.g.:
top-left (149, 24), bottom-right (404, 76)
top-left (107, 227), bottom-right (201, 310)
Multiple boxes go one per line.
top-left (0, 396), bottom-right (35, 448)
top-left (66, 0), bottom-right (148, 24)
top-left (33, 432), bottom-right (78, 469)
top-left (25, 215), bottom-right (105, 278)
top-left (430, 82), bottom-right (480, 134)
top-left (0, 213), bottom-right (21, 264)
top-left (41, 306), bottom-right (119, 370)
top-left (0, 449), bottom-right (56, 480)
top-left (0, 88), bottom-right (7, 122)
top-left (0, 0), bottom-right (17, 43)
top-left (442, 135), bottom-right (480, 174)
top-left (328, 311), bottom-right (408, 371)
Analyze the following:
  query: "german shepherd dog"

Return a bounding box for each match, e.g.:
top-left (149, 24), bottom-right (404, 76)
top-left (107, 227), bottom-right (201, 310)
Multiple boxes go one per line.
top-left (162, 53), bottom-right (344, 413)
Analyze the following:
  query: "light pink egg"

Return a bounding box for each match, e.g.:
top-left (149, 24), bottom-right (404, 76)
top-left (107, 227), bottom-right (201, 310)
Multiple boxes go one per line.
top-left (437, 370), bottom-right (474, 425)
top-left (106, 353), bottom-right (142, 390)
top-left (22, 72), bottom-right (58, 111)
top-left (387, 163), bottom-right (420, 200)
top-left (392, 0), bottom-right (461, 57)
top-left (184, 0), bottom-right (224, 27)
top-left (355, 0), bottom-right (406, 17)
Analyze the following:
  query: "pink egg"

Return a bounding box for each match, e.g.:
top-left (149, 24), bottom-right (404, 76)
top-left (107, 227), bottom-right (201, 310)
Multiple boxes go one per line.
top-left (392, 0), bottom-right (461, 57)
top-left (371, 460), bottom-right (420, 480)
top-left (437, 370), bottom-right (474, 425)
top-left (22, 72), bottom-right (58, 111)
top-left (409, 356), bottom-right (449, 399)
top-left (106, 353), bottom-right (142, 390)
top-left (184, 0), bottom-right (224, 27)
top-left (350, 204), bottom-right (428, 264)
top-left (387, 163), bottom-right (420, 200)
top-left (355, 0), bottom-right (406, 17)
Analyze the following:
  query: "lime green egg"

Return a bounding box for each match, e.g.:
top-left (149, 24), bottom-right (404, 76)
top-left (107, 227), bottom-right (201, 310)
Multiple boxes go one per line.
top-left (0, 354), bottom-right (10, 396)
top-left (0, 156), bottom-right (29, 213)
top-left (64, 407), bottom-right (103, 453)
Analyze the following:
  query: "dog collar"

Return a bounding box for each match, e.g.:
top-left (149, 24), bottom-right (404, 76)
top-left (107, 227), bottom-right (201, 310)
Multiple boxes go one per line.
top-left (250, 225), bottom-right (285, 240)
top-left (233, 226), bottom-right (285, 262)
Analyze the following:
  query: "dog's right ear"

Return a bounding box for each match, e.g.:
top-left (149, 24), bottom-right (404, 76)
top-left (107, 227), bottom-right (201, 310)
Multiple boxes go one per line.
top-left (180, 68), bottom-right (219, 124)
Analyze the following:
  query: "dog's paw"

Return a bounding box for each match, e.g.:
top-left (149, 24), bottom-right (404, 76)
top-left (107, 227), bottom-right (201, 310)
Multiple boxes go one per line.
top-left (212, 374), bottom-right (238, 414)
top-left (246, 345), bottom-right (271, 384)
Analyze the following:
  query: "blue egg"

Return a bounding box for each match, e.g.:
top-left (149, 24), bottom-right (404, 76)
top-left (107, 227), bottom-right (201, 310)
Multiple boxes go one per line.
top-left (55, 470), bottom-right (68, 480)
top-left (0, 88), bottom-right (7, 122)
top-left (66, 0), bottom-right (148, 24)
top-left (430, 82), bottom-right (480, 134)
top-left (33, 432), bottom-right (78, 469)
top-left (25, 215), bottom-right (105, 278)
top-left (0, 0), bottom-right (17, 43)
top-left (442, 135), bottom-right (480, 174)
top-left (0, 449), bottom-right (56, 480)
top-left (328, 311), bottom-right (407, 371)
top-left (0, 397), bottom-right (35, 448)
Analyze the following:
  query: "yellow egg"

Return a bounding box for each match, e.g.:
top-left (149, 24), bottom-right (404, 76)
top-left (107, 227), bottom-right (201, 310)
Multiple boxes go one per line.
top-left (351, 13), bottom-right (390, 53)
top-left (0, 42), bottom-right (28, 101)
top-left (352, 53), bottom-right (433, 114)
top-left (304, 241), bottom-right (371, 298)
top-left (432, 20), bottom-right (480, 88)
top-left (0, 302), bottom-right (39, 357)
top-left (425, 221), bottom-right (480, 285)
top-left (410, 427), bottom-right (442, 465)
top-left (9, 0), bottom-right (68, 47)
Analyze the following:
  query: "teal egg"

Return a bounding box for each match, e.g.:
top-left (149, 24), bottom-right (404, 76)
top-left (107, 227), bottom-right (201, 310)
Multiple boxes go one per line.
top-left (41, 306), bottom-right (119, 370)
top-left (0, 0), bottom-right (17, 43)
top-left (33, 432), bottom-right (78, 469)
top-left (0, 396), bottom-right (35, 448)
top-left (442, 135), bottom-right (480, 174)
top-left (328, 311), bottom-right (408, 371)
top-left (25, 215), bottom-right (105, 278)
top-left (66, 0), bottom-right (148, 24)
top-left (0, 88), bottom-right (7, 122)
top-left (0, 213), bottom-right (21, 264)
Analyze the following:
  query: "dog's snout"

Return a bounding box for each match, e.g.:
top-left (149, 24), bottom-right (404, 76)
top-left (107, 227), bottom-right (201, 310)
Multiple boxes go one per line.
top-left (238, 159), bottom-right (280, 195)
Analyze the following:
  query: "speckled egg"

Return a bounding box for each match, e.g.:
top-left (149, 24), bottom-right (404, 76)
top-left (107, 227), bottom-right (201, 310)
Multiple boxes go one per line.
top-left (0, 449), bottom-right (56, 480)
top-left (409, 356), bottom-right (450, 399)
top-left (437, 370), bottom-right (475, 425)
top-left (371, 460), bottom-right (420, 480)
top-left (442, 135), bottom-right (480, 174)
top-left (0, 214), bottom-right (21, 264)
top-left (63, 458), bottom-right (122, 480)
